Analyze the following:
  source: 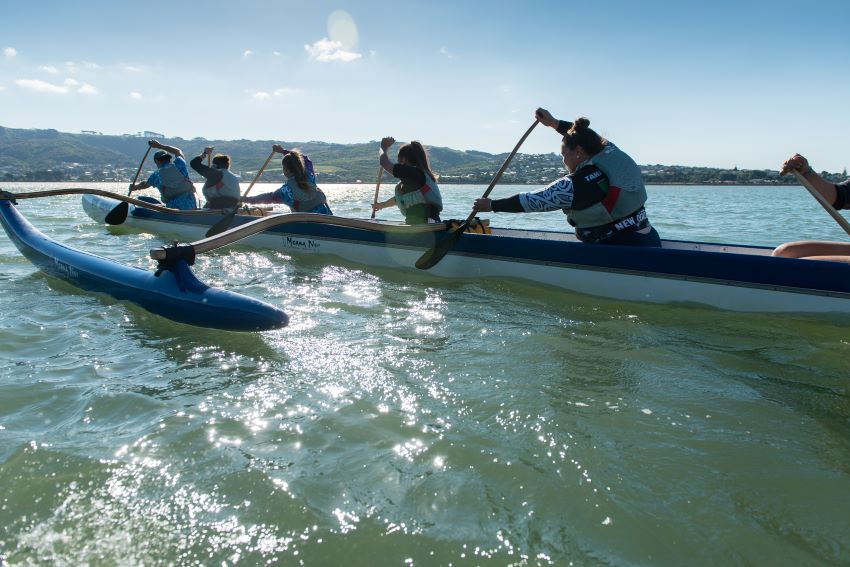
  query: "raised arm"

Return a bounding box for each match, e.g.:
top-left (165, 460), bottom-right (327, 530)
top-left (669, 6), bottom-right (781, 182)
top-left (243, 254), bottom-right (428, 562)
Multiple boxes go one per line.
top-left (780, 153), bottom-right (839, 206)
top-left (273, 144), bottom-right (315, 175)
top-left (190, 148), bottom-right (221, 182)
top-left (379, 137), bottom-right (395, 175)
top-left (149, 139), bottom-right (184, 159)
top-left (535, 108), bottom-right (573, 136)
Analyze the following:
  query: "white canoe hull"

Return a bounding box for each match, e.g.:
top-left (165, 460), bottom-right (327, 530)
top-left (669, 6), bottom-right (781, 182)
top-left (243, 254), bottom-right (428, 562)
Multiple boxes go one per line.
top-left (83, 194), bottom-right (850, 314)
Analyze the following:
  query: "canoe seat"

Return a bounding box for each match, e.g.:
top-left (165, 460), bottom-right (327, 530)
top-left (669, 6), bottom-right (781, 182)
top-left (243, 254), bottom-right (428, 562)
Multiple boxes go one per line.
top-left (242, 206), bottom-right (274, 217)
top-left (448, 217), bottom-right (491, 234)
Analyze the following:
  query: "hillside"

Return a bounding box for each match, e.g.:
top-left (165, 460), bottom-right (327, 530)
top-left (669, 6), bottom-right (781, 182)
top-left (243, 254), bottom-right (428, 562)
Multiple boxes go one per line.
top-left (0, 125), bottom-right (845, 185)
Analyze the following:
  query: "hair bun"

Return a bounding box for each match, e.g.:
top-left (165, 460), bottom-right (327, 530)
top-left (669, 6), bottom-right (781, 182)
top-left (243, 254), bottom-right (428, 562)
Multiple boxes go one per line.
top-left (573, 117), bottom-right (590, 130)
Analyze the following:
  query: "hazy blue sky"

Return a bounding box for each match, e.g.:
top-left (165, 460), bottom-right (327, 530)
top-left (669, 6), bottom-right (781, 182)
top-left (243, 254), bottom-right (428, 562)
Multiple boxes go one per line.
top-left (1, 0), bottom-right (848, 171)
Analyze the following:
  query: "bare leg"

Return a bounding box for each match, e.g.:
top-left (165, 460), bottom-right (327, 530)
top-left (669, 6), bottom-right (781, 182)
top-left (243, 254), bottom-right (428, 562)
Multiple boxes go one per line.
top-left (797, 255), bottom-right (850, 264)
top-left (772, 240), bottom-right (850, 261)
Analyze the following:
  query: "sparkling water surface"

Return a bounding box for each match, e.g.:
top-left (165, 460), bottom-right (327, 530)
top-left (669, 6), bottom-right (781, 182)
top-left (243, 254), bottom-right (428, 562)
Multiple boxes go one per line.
top-left (0, 183), bottom-right (848, 566)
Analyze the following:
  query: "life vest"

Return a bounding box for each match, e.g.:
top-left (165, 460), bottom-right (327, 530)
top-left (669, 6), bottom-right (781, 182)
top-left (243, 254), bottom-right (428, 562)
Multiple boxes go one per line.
top-left (202, 168), bottom-right (240, 205)
top-left (394, 174), bottom-right (442, 219)
top-left (158, 162), bottom-right (196, 202)
top-left (565, 144), bottom-right (650, 242)
top-left (287, 175), bottom-right (328, 212)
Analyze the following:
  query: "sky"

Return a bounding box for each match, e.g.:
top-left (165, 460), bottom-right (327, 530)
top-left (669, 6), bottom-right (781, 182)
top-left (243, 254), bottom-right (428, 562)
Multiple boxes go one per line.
top-left (1, 0), bottom-right (849, 172)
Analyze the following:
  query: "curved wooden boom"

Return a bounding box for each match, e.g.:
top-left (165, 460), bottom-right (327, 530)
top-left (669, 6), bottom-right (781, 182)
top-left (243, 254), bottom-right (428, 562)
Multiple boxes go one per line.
top-left (150, 212), bottom-right (449, 261)
top-left (0, 187), bottom-right (227, 215)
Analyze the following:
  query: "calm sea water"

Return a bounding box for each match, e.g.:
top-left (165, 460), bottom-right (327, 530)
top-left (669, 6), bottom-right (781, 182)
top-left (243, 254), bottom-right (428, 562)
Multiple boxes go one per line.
top-left (0, 183), bottom-right (848, 566)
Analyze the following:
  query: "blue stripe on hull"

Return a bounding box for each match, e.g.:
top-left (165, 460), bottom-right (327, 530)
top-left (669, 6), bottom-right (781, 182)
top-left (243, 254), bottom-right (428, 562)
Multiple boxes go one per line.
top-left (449, 234), bottom-right (850, 295)
top-left (247, 219), bottom-right (850, 296)
top-left (0, 201), bottom-right (288, 331)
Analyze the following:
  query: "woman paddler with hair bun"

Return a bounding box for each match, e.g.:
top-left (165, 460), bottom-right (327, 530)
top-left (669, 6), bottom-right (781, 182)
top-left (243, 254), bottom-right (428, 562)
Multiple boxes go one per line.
top-left (474, 108), bottom-right (661, 246)
top-left (372, 136), bottom-right (443, 224)
top-left (243, 144), bottom-right (333, 214)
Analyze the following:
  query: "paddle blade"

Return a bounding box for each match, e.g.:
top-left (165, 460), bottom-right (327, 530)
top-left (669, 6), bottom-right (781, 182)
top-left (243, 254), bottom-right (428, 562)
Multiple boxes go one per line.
top-left (205, 208), bottom-right (238, 238)
top-left (414, 226), bottom-right (464, 270)
top-left (104, 201), bottom-right (129, 225)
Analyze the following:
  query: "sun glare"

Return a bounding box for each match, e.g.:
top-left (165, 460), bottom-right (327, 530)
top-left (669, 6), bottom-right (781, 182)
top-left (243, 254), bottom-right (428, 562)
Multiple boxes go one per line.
top-left (328, 10), bottom-right (359, 51)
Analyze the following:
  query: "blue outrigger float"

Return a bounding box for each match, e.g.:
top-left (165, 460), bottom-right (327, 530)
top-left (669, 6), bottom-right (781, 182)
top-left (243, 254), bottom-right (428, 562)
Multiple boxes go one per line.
top-left (79, 192), bottom-right (850, 315)
top-left (0, 194), bottom-right (288, 331)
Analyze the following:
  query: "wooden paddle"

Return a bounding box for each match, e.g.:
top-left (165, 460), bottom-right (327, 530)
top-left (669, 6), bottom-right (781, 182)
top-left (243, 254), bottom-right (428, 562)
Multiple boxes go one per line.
top-left (370, 166), bottom-right (384, 219)
top-left (415, 119), bottom-right (539, 270)
top-left (204, 150), bottom-right (211, 205)
top-left (205, 149), bottom-right (276, 237)
top-left (793, 170), bottom-right (850, 237)
top-left (105, 145), bottom-right (152, 225)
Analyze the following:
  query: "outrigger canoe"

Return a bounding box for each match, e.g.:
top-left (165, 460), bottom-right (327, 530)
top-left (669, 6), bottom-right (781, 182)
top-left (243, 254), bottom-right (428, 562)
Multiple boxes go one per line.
top-left (0, 197), bottom-right (288, 331)
top-left (80, 194), bottom-right (850, 315)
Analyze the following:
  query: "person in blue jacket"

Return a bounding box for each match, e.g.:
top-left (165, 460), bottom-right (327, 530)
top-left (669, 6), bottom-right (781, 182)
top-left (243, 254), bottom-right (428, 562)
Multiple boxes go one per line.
top-left (129, 139), bottom-right (199, 210)
top-left (243, 144), bottom-right (332, 214)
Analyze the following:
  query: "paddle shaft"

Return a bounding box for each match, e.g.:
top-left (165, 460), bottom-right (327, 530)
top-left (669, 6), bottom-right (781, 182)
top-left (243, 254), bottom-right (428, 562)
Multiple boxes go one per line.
top-left (413, 120), bottom-right (539, 270)
top-left (370, 166), bottom-right (384, 219)
top-left (793, 170), bottom-right (850, 237)
top-left (242, 150), bottom-right (276, 202)
top-left (129, 145), bottom-right (152, 195)
top-left (460, 119), bottom-right (539, 226)
top-left (102, 145), bottom-right (154, 225)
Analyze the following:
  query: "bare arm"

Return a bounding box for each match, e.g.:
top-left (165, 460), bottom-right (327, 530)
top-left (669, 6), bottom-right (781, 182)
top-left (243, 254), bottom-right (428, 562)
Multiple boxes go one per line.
top-left (535, 107), bottom-right (573, 136)
top-left (129, 181), bottom-right (152, 192)
top-left (780, 153), bottom-right (838, 205)
top-left (190, 154), bottom-right (222, 183)
top-left (535, 108), bottom-right (559, 129)
top-left (371, 196), bottom-right (396, 213)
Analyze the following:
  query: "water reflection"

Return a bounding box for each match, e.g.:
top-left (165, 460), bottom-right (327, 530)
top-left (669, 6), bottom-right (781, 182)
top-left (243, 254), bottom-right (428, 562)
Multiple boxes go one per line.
top-left (2, 183), bottom-right (850, 565)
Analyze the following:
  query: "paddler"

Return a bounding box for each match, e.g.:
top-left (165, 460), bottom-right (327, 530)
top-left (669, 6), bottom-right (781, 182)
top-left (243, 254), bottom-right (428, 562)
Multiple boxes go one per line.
top-left (371, 137), bottom-right (443, 224)
top-left (190, 146), bottom-right (241, 209)
top-left (129, 140), bottom-right (199, 210)
top-left (243, 144), bottom-right (333, 214)
top-left (772, 153), bottom-right (850, 262)
top-left (474, 108), bottom-right (661, 246)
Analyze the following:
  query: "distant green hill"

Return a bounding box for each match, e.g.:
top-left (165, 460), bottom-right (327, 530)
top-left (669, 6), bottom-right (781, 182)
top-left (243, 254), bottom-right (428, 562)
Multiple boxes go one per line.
top-left (1, 125), bottom-right (844, 185)
top-left (0, 125), bottom-right (550, 184)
